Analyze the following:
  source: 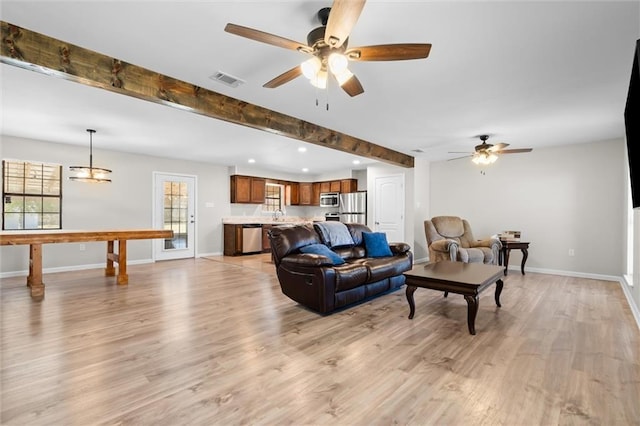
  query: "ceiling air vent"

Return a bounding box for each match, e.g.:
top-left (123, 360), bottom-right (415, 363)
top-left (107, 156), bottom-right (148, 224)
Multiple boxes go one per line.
top-left (412, 149), bottom-right (424, 153)
top-left (210, 71), bottom-right (245, 88)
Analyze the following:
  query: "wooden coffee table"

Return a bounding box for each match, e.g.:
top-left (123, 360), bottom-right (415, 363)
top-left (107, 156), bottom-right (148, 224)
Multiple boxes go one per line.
top-left (404, 261), bottom-right (505, 335)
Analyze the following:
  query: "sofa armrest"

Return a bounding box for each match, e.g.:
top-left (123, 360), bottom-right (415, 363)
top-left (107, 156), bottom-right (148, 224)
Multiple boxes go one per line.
top-left (389, 242), bottom-right (411, 255)
top-left (430, 239), bottom-right (459, 253)
top-left (470, 238), bottom-right (502, 249)
top-left (281, 253), bottom-right (336, 267)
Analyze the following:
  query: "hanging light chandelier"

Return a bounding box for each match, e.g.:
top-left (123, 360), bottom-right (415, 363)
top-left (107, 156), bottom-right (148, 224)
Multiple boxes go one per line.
top-left (69, 129), bottom-right (112, 183)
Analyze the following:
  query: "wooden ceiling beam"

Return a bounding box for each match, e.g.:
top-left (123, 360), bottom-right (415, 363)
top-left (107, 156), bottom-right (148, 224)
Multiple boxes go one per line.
top-left (1, 21), bottom-right (414, 168)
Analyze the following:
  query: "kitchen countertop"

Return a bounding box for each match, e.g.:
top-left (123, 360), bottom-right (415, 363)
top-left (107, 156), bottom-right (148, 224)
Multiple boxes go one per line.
top-left (222, 216), bottom-right (325, 225)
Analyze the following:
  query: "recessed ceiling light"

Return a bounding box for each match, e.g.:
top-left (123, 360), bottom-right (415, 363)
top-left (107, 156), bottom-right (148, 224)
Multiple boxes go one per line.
top-left (248, 158), bottom-right (256, 163)
top-left (302, 168), bottom-right (309, 172)
top-left (352, 160), bottom-right (361, 165)
top-left (298, 147), bottom-right (307, 153)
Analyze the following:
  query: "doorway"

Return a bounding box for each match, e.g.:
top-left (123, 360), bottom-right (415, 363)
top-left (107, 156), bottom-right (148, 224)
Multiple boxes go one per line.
top-left (153, 172), bottom-right (196, 260)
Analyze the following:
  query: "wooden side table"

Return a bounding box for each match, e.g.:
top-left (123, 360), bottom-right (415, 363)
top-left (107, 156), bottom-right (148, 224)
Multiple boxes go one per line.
top-left (499, 240), bottom-right (530, 276)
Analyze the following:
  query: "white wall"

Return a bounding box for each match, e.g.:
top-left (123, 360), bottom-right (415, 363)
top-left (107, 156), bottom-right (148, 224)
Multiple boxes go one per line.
top-left (426, 138), bottom-right (626, 277)
top-left (1, 135), bottom-right (230, 273)
top-left (0, 136), bottom-right (375, 274)
top-left (632, 208), bottom-right (640, 321)
top-left (413, 157), bottom-right (430, 262)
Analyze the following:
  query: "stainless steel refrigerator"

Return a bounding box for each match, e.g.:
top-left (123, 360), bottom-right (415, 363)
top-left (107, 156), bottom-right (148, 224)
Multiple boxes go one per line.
top-left (338, 191), bottom-right (367, 224)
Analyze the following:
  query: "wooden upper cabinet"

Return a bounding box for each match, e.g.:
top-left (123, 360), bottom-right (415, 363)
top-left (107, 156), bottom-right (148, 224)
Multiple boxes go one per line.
top-left (299, 182), bottom-right (313, 205)
top-left (230, 175), bottom-right (251, 203)
top-left (232, 175), bottom-right (356, 204)
top-left (230, 175), bottom-right (265, 204)
top-left (288, 182), bottom-right (300, 205)
top-left (251, 177), bottom-right (265, 203)
top-left (340, 179), bottom-right (358, 193)
top-left (312, 183), bottom-right (321, 206)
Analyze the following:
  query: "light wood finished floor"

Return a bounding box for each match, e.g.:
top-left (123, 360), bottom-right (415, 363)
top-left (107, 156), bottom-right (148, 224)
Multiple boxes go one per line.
top-left (1, 254), bottom-right (639, 425)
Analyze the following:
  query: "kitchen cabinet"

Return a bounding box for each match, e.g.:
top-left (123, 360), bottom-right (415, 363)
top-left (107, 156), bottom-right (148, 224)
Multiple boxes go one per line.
top-left (286, 183), bottom-right (299, 205)
top-left (312, 183), bottom-right (321, 206)
top-left (224, 223), bottom-right (263, 256)
top-left (230, 175), bottom-right (266, 204)
top-left (223, 224), bottom-right (243, 256)
top-left (299, 182), bottom-right (313, 205)
top-left (262, 224), bottom-right (272, 252)
top-left (232, 174), bottom-right (356, 205)
top-left (340, 179), bottom-right (358, 193)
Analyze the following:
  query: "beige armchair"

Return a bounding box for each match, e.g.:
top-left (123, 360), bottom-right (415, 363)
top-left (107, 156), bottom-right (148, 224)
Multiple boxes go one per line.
top-left (424, 216), bottom-right (501, 264)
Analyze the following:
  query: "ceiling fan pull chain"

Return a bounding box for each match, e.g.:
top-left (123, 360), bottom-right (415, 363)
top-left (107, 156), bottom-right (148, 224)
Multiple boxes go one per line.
top-left (325, 77), bottom-right (330, 111)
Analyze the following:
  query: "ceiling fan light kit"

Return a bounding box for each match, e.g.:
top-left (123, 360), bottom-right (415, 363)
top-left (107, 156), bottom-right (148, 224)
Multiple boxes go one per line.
top-left (448, 134), bottom-right (533, 165)
top-left (472, 152), bottom-right (499, 165)
top-left (224, 0), bottom-right (431, 99)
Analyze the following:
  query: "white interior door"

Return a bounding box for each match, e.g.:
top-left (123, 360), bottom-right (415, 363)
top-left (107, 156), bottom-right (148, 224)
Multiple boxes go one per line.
top-left (153, 173), bottom-right (196, 260)
top-left (374, 174), bottom-right (405, 242)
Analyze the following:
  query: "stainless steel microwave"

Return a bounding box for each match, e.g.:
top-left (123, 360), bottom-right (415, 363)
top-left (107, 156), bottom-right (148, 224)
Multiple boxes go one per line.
top-left (319, 192), bottom-right (340, 207)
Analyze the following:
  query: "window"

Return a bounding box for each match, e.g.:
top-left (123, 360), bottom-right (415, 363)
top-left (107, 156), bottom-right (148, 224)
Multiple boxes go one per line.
top-left (2, 160), bottom-right (62, 230)
top-left (263, 183), bottom-right (283, 212)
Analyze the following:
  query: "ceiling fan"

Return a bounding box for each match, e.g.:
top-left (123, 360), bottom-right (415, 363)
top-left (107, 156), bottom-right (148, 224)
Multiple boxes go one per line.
top-left (224, 0), bottom-right (432, 97)
top-left (449, 135), bottom-right (533, 165)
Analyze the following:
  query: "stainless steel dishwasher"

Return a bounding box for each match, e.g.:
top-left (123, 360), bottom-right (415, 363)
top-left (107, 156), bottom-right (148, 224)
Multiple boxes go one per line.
top-left (242, 224), bottom-right (262, 254)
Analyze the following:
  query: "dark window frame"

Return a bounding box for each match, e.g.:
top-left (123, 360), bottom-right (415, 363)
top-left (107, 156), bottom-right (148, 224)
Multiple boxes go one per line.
top-left (263, 183), bottom-right (283, 212)
top-left (2, 160), bottom-right (63, 230)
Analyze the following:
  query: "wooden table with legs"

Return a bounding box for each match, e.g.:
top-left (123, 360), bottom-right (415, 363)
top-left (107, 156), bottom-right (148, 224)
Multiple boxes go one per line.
top-left (403, 261), bottom-right (505, 335)
top-left (0, 229), bottom-right (173, 298)
top-left (499, 240), bottom-right (530, 275)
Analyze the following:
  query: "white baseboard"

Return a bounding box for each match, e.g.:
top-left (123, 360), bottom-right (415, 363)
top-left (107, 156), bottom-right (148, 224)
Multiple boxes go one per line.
top-left (620, 275), bottom-right (640, 331)
top-left (197, 251), bottom-right (223, 257)
top-left (522, 266), bottom-right (620, 282)
top-left (0, 259), bottom-right (154, 279)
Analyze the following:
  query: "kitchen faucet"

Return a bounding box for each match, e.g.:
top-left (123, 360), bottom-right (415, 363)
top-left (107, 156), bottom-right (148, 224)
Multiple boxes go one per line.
top-left (273, 209), bottom-right (284, 221)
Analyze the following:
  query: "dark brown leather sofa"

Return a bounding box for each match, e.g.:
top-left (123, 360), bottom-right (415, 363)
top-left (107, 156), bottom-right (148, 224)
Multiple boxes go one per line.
top-left (268, 223), bottom-right (413, 314)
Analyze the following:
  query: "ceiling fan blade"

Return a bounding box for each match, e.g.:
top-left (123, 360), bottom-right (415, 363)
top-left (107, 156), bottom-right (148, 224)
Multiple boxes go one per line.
top-left (263, 66), bottom-right (303, 88)
top-left (448, 155), bottom-right (472, 161)
top-left (499, 148), bottom-right (533, 154)
top-left (324, 0), bottom-right (366, 48)
top-left (340, 74), bottom-right (365, 97)
top-left (346, 44), bottom-right (432, 61)
top-left (225, 23), bottom-right (310, 52)
top-left (488, 142), bottom-right (510, 152)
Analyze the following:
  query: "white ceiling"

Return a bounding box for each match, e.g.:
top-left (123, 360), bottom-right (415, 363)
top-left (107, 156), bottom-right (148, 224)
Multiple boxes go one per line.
top-left (1, 1), bottom-right (639, 176)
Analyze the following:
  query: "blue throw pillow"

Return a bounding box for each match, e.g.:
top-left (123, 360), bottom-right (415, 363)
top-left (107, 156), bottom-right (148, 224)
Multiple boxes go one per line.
top-left (362, 232), bottom-right (393, 258)
top-left (300, 244), bottom-right (345, 265)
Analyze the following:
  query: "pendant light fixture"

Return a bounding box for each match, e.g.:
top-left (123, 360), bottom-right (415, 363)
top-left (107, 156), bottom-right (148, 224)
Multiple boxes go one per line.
top-left (69, 129), bottom-right (112, 183)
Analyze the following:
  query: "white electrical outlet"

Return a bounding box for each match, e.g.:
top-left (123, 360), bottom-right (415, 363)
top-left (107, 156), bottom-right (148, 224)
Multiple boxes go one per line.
top-left (568, 249), bottom-right (575, 256)
top-left (79, 244), bottom-right (86, 251)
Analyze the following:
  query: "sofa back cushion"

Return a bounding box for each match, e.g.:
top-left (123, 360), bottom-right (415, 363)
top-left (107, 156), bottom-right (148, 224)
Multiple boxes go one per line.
top-left (269, 225), bottom-right (323, 262)
top-left (344, 223), bottom-right (372, 246)
top-left (431, 216), bottom-right (464, 238)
